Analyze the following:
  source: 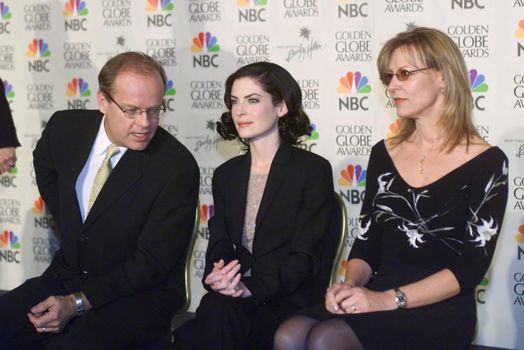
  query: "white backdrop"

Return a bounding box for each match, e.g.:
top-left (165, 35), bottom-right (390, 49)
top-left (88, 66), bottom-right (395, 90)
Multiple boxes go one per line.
top-left (0, 1), bottom-right (523, 348)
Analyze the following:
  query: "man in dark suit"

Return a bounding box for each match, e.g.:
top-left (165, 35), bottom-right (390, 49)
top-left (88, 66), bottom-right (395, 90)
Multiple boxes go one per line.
top-left (0, 52), bottom-right (199, 349)
top-left (0, 76), bottom-right (20, 173)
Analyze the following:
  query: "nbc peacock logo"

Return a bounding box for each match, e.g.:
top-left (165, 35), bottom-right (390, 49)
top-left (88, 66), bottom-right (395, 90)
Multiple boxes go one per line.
top-left (516, 225), bottom-right (524, 244)
top-left (338, 164), bottom-right (367, 187)
top-left (146, 0), bottom-right (173, 12)
top-left (386, 118), bottom-right (401, 139)
top-left (33, 196), bottom-right (56, 229)
top-left (0, 2), bottom-right (11, 20)
top-left (476, 276), bottom-right (489, 304)
top-left (66, 78), bottom-right (91, 109)
top-left (163, 79), bottom-right (176, 111)
top-left (469, 69), bottom-right (488, 111)
top-left (199, 204), bottom-right (215, 225)
top-left (26, 39), bottom-right (50, 58)
top-left (192, 32), bottom-right (220, 68)
top-left (237, 0), bottom-right (267, 22)
top-left (3, 80), bottom-right (14, 99)
top-left (308, 123), bottom-right (319, 141)
top-left (64, 0), bottom-right (88, 16)
top-left (516, 19), bottom-right (524, 57)
top-left (337, 71), bottom-right (371, 111)
top-left (66, 78), bottom-right (91, 97)
top-left (146, 0), bottom-right (173, 27)
top-left (0, 230), bottom-right (20, 249)
top-left (32, 196), bottom-right (46, 214)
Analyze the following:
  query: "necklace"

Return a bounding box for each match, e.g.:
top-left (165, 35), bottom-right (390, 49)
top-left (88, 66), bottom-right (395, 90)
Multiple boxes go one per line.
top-left (419, 155), bottom-right (426, 175)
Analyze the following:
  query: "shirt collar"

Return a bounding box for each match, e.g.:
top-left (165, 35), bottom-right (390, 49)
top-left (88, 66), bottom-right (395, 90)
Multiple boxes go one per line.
top-left (92, 115), bottom-right (127, 156)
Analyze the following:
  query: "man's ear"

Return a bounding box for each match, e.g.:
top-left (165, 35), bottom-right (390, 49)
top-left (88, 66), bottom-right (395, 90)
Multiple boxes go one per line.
top-left (97, 91), bottom-right (108, 114)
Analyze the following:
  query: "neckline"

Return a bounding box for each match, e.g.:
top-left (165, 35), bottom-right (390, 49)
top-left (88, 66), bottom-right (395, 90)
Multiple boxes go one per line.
top-left (380, 140), bottom-right (498, 190)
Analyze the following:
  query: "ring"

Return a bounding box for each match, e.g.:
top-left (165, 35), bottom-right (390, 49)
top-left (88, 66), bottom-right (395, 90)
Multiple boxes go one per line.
top-left (42, 327), bottom-right (47, 332)
top-left (351, 305), bottom-right (357, 312)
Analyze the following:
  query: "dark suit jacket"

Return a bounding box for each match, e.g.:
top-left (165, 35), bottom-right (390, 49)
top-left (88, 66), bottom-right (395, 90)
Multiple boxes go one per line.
top-left (204, 142), bottom-right (334, 309)
top-left (33, 110), bottom-right (199, 322)
top-left (0, 78), bottom-right (20, 148)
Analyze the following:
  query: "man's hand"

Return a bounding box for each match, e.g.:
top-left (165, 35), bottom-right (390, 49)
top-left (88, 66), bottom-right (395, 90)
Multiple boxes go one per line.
top-left (0, 147), bottom-right (16, 174)
top-left (27, 295), bottom-right (77, 333)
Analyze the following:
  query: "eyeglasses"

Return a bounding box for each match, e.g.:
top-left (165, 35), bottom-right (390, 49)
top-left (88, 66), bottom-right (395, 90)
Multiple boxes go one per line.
top-left (105, 93), bottom-right (165, 120)
top-left (380, 68), bottom-right (429, 86)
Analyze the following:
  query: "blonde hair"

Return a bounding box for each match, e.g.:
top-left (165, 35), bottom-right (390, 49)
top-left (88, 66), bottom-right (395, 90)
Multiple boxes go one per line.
top-left (377, 27), bottom-right (479, 151)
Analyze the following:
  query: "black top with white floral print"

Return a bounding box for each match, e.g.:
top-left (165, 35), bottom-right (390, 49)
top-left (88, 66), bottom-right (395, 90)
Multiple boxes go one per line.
top-left (350, 140), bottom-right (508, 293)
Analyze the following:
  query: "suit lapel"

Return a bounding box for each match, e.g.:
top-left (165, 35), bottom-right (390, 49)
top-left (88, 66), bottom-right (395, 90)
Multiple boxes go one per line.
top-left (255, 142), bottom-right (292, 230)
top-left (81, 150), bottom-right (146, 232)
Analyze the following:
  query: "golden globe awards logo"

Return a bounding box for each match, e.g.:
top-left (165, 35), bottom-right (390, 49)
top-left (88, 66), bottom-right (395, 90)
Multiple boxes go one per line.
top-left (447, 24), bottom-right (489, 58)
top-left (334, 30), bottom-right (372, 62)
top-left (0, 45), bottom-right (14, 70)
top-left (63, 42), bottom-right (92, 69)
top-left (237, 0), bottom-right (267, 23)
top-left (64, 0), bottom-right (89, 31)
top-left (514, 73), bottom-right (524, 108)
top-left (0, 198), bottom-right (20, 225)
top-left (299, 79), bottom-right (320, 110)
top-left (199, 166), bottom-right (215, 195)
top-left (145, 38), bottom-right (177, 67)
top-left (513, 176), bottom-right (524, 210)
top-left (27, 84), bottom-right (54, 111)
top-left (282, 0), bottom-right (319, 18)
top-left (146, 0), bottom-right (173, 27)
top-left (335, 124), bottom-right (372, 156)
top-left (188, 0), bottom-right (221, 22)
top-left (337, 0), bottom-right (368, 18)
top-left (24, 3), bottom-right (51, 31)
top-left (384, 0), bottom-right (423, 12)
top-left (102, 0), bottom-right (132, 27)
top-left (190, 80), bottom-right (223, 110)
top-left (235, 34), bottom-right (270, 65)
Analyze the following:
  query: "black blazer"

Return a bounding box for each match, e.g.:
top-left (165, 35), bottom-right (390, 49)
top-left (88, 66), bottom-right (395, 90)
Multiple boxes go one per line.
top-left (204, 142), bottom-right (334, 308)
top-left (33, 110), bottom-right (199, 320)
top-left (0, 78), bottom-right (20, 148)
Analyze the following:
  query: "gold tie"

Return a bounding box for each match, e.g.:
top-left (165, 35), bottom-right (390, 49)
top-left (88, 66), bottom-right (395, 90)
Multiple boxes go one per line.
top-left (87, 144), bottom-right (120, 213)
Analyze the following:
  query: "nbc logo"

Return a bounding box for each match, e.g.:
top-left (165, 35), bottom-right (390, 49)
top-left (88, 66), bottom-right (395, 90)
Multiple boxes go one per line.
top-left (516, 19), bottom-right (524, 56)
top-left (337, 0), bottom-right (368, 19)
top-left (192, 32), bottom-right (220, 68)
top-left (476, 276), bottom-right (488, 304)
top-left (163, 80), bottom-right (176, 111)
top-left (26, 39), bottom-right (51, 72)
top-left (0, 2), bottom-right (11, 34)
top-left (516, 225), bottom-right (524, 261)
top-left (0, 162), bottom-right (17, 188)
top-left (3, 79), bottom-right (14, 99)
top-left (66, 78), bottom-right (91, 109)
top-left (297, 123), bottom-right (319, 152)
top-left (0, 230), bottom-right (21, 263)
top-left (338, 164), bottom-right (366, 205)
top-left (237, 0), bottom-right (267, 22)
top-left (64, 0), bottom-right (88, 31)
top-left (198, 204), bottom-right (214, 240)
top-left (33, 196), bottom-right (57, 229)
top-left (337, 71), bottom-right (371, 111)
top-left (146, 0), bottom-right (173, 27)
top-left (469, 69), bottom-right (488, 111)
top-left (386, 118), bottom-right (401, 139)
top-left (308, 123), bottom-right (319, 141)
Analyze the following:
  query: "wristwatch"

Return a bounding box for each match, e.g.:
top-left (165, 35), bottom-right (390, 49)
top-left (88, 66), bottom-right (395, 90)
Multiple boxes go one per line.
top-left (73, 292), bottom-right (86, 316)
top-left (394, 287), bottom-right (407, 309)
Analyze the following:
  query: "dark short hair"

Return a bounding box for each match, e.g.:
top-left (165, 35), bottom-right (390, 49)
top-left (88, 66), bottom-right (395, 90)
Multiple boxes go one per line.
top-left (98, 51), bottom-right (167, 96)
top-left (217, 62), bottom-right (311, 146)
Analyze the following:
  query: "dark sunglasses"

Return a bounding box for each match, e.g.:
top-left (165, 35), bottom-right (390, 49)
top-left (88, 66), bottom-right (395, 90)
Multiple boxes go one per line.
top-left (380, 67), bottom-right (428, 86)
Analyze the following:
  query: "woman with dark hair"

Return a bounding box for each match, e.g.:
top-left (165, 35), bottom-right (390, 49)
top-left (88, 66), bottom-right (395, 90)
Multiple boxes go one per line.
top-left (177, 62), bottom-right (334, 350)
top-left (274, 27), bottom-right (508, 350)
top-left (0, 78), bottom-right (20, 173)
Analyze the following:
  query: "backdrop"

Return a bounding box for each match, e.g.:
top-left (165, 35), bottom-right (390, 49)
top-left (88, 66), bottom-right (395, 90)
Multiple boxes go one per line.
top-left (0, 0), bottom-right (523, 348)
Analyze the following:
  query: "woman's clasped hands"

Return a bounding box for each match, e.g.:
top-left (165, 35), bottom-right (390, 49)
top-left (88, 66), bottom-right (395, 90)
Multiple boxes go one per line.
top-left (325, 283), bottom-right (395, 315)
top-left (204, 259), bottom-right (251, 298)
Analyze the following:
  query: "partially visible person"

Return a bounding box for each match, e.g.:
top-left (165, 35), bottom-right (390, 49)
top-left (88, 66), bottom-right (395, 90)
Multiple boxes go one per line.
top-left (274, 27), bottom-right (508, 350)
top-left (0, 52), bottom-right (199, 349)
top-left (0, 77), bottom-right (20, 173)
top-left (174, 62), bottom-right (334, 350)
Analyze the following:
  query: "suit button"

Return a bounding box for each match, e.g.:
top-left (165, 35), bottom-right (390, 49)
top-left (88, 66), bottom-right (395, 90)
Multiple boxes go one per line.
top-left (79, 235), bottom-right (88, 243)
top-left (82, 270), bottom-right (88, 275)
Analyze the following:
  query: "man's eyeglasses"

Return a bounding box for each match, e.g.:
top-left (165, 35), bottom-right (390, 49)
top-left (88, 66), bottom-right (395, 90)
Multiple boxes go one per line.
top-left (105, 93), bottom-right (165, 120)
top-left (380, 68), bottom-right (428, 86)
